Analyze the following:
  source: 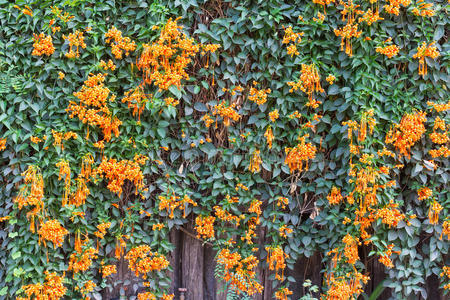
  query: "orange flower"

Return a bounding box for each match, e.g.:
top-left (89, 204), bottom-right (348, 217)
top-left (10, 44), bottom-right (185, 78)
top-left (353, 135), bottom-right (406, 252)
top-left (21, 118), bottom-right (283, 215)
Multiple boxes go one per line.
top-left (68, 246), bottom-right (98, 274)
top-left (63, 30), bottom-right (87, 58)
top-left (32, 33), bottom-right (55, 56)
top-left (101, 264), bottom-right (117, 278)
top-left (269, 109), bottom-right (279, 122)
top-left (428, 201), bottom-right (442, 225)
top-left (195, 215), bottom-right (215, 239)
top-left (418, 187), bottom-right (432, 200)
top-left (275, 287), bottom-right (293, 300)
top-left (212, 101), bottom-right (241, 127)
top-left (105, 26), bottom-right (136, 59)
top-left (58, 72), bottom-right (65, 80)
top-left (412, 41), bottom-right (440, 77)
top-left (277, 196), bottom-right (289, 209)
top-left (0, 138), bottom-right (6, 150)
top-left (385, 111), bottom-right (427, 158)
top-left (248, 84), bottom-right (271, 105)
top-left (342, 233), bottom-right (359, 264)
top-left (264, 126), bottom-right (274, 149)
top-left (326, 74), bottom-right (336, 85)
top-left (376, 44), bottom-right (400, 58)
top-left (125, 245), bottom-right (169, 279)
top-left (266, 246), bottom-right (288, 280)
top-left (284, 135), bottom-right (317, 173)
top-left (20, 271), bottom-right (66, 300)
top-left (37, 219), bottom-right (69, 248)
top-left (248, 149), bottom-right (262, 173)
top-left (327, 186), bottom-right (343, 205)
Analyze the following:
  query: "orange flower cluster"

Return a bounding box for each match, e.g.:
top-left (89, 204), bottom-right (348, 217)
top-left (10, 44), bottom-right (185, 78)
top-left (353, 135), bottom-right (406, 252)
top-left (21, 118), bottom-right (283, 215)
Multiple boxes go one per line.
top-left (441, 221), bottom-right (450, 240)
top-left (96, 155), bottom-right (148, 196)
top-left (264, 127), bottom-right (274, 149)
top-left (14, 165), bottom-right (44, 221)
top-left (384, 0), bottom-right (411, 15)
top-left (212, 101), bottom-right (241, 127)
top-left (418, 187), bottom-right (432, 200)
top-left (101, 264), bottom-right (117, 278)
top-left (0, 138), bottom-right (6, 150)
top-left (427, 100), bottom-right (450, 113)
top-left (214, 205), bottom-right (242, 226)
top-left (152, 223), bottom-right (164, 231)
top-left (326, 74), bottom-right (336, 85)
top-left (277, 196), bottom-right (289, 209)
top-left (325, 271), bottom-right (369, 300)
top-left (441, 266), bottom-right (450, 290)
top-left (67, 73), bottom-right (122, 142)
top-left (56, 159), bottom-right (71, 205)
top-left (122, 86), bottom-right (148, 121)
top-left (279, 225), bottom-right (293, 238)
top-left (284, 135), bottom-right (317, 173)
top-left (63, 30), bottom-right (87, 58)
top-left (94, 222), bottom-right (111, 239)
top-left (412, 0), bottom-right (434, 17)
top-left (99, 59), bottom-right (116, 71)
top-left (269, 109), bottom-right (279, 122)
top-left (217, 249), bottom-right (263, 295)
top-left (412, 41), bottom-right (440, 77)
top-left (68, 247), bottom-right (98, 274)
top-left (248, 84), bottom-right (271, 106)
top-left (342, 234), bottom-right (359, 264)
top-left (164, 97), bottom-right (179, 107)
top-left (137, 292), bottom-right (157, 300)
top-left (429, 117), bottom-right (449, 144)
top-left (385, 111), bottom-right (427, 158)
top-left (14, 4), bottom-right (33, 16)
top-left (195, 215), bottom-right (216, 239)
top-left (20, 271), bottom-right (66, 300)
top-left (327, 186), bottom-right (344, 205)
top-left (282, 26), bottom-right (304, 57)
top-left (76, 280), bottom-right (96, 299)
top-left (137, 18), bottom-right (202, 91)
top-left (51, 6), bottom-right (74, 22)
top-left (376, 44), bottom-right (399, 58)
top-left (32, 33), bottom-right (55, 56)
top-left (266, 246), bottom-right (288, 280)
top-left (428, 201), bottom-right (442, 225)
top-left (378, 244), bottom-right (398, 268)
top-left (334, 0), bottom-right (363, 56)
top-left (52, 130), bottom-right (77, 151)
top-left (235, 183), bottom-right (248, 191)
top-left (287, 64), bottom-right (324, 105)
top-left (104, 26), bottom-right (136, 59)
top-left (125, 245), bottom-right (169, 279)
top-left (359, 8), bottom-right (383, 25)
top-left (158, 192), bottom-right (197, 218)
top-left (275, 287), bottom-right (293, 300)
top-left (37, 219), bottom-right (69, 248)
top-left (429, 146), bottom-right (450, 158)
top-left (202, 114), bottom-right (215, 128)
top-left (374, 201), bottom-right (405, 227)
top-left (248, 149), bottom-right (262, 173)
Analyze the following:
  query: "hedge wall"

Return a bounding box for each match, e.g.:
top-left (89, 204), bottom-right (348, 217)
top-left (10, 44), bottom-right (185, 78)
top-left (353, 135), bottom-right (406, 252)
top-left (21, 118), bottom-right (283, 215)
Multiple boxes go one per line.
top-left (0, 0), bottom-right (448, 299)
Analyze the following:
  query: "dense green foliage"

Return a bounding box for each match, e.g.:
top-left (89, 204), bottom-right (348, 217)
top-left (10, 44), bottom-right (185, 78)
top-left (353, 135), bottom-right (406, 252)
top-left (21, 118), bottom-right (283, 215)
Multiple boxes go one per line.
top-left (0, 0), bottom-right (448, 299)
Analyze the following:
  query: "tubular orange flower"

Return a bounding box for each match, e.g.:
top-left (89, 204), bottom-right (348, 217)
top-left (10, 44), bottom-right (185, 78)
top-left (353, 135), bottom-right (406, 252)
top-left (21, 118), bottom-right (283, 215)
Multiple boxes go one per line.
top-left (0, 138), bottom-right (6, 150)
top-left (63, 30), bottom-right (86, 58)
top-left (266, 245), bottom-right (288, 280)
top-left (428, 201), bottom-right (442, 225)
top-left (264, 126), bottom-right (274, 149)
top-left (125, 245), bottom-right (169, 279)
top-left (269, 109), bottom-right (279, 122)
top-left (101, 264), bottom-right (117, 278)
top-left (212, 101), bottom-right (241, 127)
top-left (418, 187), bottom-right (432, 200)
top-left (195, 215), bottom-right (215, 239)
top-left (385, 111), bottom-right (427, 158)
top-left (327, 186), bottom-right (344, 205)
top-left (284, 135), bottom-right (317, 173)
top-left (105, 26), bottom-right (136, 59)
top-left (412, 41), bottom-right (440, 77)
top-left (20, 271), bottom-right (66, 300)
top-left (37, 219), bottom-right (69, 248)
top-left (248, 149), bottom-right (262, 173)
top-left (68, 247), bottom-right (98, 274)
top-left (32, 33), bottom-right (55, 56)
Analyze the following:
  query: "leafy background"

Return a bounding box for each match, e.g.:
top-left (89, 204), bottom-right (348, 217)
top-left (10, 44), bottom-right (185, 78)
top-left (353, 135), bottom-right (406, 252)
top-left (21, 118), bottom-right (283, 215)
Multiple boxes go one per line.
top-left (0, 0), bottom-right (448, 299)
